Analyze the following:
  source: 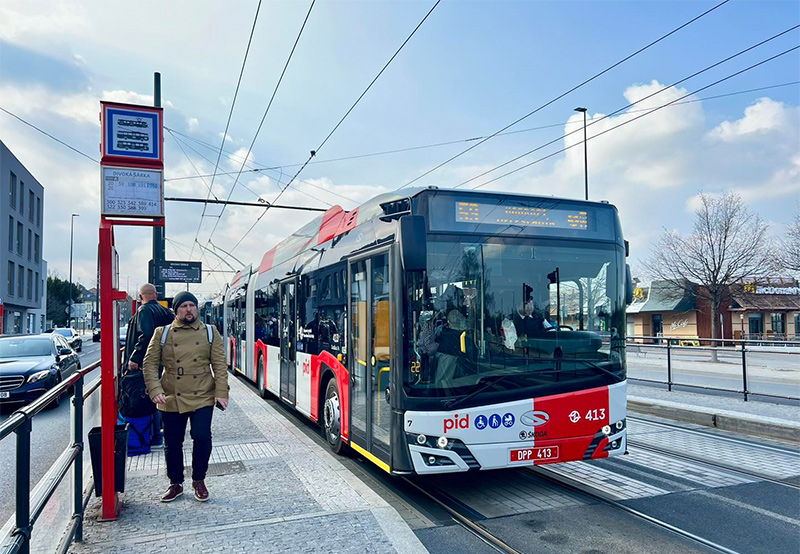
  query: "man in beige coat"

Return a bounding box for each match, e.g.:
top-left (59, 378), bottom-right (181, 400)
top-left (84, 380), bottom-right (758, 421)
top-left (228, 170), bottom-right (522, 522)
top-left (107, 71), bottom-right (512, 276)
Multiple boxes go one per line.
top-left (143, 291), bottom-right (228, 502)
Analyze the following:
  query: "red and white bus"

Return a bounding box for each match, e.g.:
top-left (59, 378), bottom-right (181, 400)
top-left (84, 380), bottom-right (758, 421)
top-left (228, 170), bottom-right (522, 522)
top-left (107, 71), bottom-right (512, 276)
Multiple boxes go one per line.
top-left (221, 187), bottom-right (632, 474)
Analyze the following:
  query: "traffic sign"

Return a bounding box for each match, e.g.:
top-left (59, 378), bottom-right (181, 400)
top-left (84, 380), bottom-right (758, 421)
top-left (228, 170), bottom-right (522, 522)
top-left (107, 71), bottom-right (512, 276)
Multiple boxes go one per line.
top-left (101, 102), bottom-right (163, 166)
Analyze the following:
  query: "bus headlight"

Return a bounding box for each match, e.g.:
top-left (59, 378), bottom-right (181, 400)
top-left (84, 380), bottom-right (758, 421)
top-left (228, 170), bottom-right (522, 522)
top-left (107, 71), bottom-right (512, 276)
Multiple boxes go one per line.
top-left (601, 425), bottom-right (612, 435)
top-left (437, 436), bottom-right (448, 449)
top-left (416, 434), bottom-right (427, 445)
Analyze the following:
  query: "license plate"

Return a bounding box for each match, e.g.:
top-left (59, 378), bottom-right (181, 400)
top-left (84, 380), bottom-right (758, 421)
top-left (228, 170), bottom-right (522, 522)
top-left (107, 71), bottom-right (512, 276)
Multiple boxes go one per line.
top-left (0, 392), bottom-right (10, 399)
top-left (510, 445), bottom-right (559, 463)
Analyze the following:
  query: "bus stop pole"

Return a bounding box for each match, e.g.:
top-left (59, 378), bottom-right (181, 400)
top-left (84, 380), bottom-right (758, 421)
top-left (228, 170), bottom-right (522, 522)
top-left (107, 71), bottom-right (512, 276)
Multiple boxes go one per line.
top-left (99, 221), bottom-right (120, 520)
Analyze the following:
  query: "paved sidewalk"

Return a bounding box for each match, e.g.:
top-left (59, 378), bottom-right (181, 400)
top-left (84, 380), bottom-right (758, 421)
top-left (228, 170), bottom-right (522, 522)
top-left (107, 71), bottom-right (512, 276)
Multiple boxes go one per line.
top-left (628, 383), bottom-right (800, 443)
top-left (69, 376), bottom-right (428, 554)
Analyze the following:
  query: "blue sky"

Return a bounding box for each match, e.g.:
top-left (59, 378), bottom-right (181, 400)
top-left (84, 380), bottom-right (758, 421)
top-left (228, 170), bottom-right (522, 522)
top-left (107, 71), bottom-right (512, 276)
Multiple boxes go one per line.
top-left (1, 0), bottom-right (798, 298)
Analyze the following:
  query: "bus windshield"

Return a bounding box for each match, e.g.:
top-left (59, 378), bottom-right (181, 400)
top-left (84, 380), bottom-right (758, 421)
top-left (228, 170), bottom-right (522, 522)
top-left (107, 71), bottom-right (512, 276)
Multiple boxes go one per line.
top-left (404, 235), bottom-right (626, 399)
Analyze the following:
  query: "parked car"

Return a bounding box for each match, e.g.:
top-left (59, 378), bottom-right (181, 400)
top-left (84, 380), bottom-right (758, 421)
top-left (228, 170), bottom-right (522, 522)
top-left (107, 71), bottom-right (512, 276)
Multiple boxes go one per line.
top-left (0, 334), bottom-right (81, 408)
top-left (53, 327), bottom-right (82, 352)
top-left (119, 325), bottom-right (128, 347)
top-left (92, 323), bottom-right (101, 342)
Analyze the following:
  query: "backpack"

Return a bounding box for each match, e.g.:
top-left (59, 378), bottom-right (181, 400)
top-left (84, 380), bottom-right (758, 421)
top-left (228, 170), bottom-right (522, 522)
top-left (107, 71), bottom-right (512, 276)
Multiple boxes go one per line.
top-left (119, 369), bottom-right (156, 418)
top-left (160, 324), bottom-right (214, 351)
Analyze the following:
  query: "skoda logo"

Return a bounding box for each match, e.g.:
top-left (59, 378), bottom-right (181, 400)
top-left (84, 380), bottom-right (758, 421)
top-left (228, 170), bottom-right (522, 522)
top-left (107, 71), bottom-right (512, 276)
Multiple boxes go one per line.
top-left (520, 410), bottom-right (550, 427)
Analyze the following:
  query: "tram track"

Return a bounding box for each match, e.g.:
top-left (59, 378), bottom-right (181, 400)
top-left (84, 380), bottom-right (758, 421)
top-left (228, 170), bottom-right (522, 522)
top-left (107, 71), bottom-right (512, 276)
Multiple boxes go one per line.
top-left (527, 466), bottom-right (745, 554)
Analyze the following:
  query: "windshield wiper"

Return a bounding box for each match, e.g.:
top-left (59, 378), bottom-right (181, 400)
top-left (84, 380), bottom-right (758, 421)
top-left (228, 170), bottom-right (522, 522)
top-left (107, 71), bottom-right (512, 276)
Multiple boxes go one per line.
top-left (572, 359), bottom-right (624, 383)
top-left (444, 374), bottom-right (514, 410)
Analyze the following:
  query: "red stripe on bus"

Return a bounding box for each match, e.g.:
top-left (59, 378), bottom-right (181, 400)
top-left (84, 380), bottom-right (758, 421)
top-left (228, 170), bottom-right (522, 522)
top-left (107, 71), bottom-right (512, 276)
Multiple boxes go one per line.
top-left (317, 351), bottom-right (350, 440)
top-left (258, 247), bottom-right (277, 274)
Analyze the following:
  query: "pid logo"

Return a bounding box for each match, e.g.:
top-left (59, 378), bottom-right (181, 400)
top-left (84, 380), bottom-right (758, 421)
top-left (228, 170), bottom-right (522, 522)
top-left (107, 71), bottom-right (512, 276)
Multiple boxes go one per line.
top-left (302, 358), bottom-right (311, 376)
top-left (443, 414), bottom-right (470, 434)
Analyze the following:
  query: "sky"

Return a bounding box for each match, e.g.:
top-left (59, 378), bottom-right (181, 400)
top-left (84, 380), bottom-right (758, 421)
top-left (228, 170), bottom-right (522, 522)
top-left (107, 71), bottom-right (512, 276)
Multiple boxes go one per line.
top-left (1, 0), bottom-right (798, 301)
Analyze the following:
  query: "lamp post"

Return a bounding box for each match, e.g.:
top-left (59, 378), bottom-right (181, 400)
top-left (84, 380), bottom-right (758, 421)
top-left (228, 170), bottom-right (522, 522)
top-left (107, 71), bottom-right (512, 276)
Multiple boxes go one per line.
top-left (68, 213), bottom-right (79, 327)
top-left (574, 107), bottom-right (588, 200)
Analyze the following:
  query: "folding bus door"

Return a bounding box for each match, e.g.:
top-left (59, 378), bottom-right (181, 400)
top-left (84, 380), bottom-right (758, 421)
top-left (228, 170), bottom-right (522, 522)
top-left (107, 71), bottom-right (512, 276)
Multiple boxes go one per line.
top-left (279, 279), bottom-right (296, 405)
top-left (348, 252), bottom-right (392, 467)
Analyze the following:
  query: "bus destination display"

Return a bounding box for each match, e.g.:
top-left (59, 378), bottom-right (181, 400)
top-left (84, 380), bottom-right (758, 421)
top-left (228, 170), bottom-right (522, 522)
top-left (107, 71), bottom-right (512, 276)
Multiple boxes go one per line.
top-left (456, 201), bottom-right (588, 230)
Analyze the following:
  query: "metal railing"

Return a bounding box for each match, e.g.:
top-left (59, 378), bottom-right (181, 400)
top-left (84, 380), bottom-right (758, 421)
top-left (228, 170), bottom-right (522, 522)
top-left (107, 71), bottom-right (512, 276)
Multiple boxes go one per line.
top-left (625, 335), bottom-right (799, 402)
top-left (0, 359), bottom-right (102, 554)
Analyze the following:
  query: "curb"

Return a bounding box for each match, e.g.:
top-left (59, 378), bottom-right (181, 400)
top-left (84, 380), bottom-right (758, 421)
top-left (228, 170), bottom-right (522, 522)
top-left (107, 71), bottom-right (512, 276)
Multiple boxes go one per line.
top-left (628, 396), bottom-right (800, 444)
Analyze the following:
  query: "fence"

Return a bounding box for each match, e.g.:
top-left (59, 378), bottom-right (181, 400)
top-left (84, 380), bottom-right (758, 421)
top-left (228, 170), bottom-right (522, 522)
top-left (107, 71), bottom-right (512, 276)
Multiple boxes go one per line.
top-left (0, 359), bottom-right (101, 554)
top-left (625, 335), bottom-right (800, 402)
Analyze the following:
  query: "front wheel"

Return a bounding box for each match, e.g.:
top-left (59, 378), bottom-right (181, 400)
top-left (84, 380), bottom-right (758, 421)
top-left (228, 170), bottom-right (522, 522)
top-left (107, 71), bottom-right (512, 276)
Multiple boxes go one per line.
top-left (322, 378), bottom-right (346, 455)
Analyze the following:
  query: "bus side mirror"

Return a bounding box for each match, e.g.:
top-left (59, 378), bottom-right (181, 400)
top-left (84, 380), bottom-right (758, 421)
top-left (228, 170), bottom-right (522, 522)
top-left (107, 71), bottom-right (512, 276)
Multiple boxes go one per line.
top-left (625, 264), bottom-right (634, 305)
top-left (399, 215), bottom-right (427, 272)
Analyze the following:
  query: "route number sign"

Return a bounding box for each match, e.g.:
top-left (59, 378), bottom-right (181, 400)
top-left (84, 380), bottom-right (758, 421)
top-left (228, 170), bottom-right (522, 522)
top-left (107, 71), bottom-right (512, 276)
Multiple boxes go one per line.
top-left (102, 166), bottom-right (164, 217)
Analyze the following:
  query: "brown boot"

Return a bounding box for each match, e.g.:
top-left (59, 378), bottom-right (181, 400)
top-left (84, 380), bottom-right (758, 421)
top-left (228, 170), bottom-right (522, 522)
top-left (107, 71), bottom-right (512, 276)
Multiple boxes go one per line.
top-left (160, 483), bottom-right (183, 502)
top-left (192, 480), bottom-right (209, 502)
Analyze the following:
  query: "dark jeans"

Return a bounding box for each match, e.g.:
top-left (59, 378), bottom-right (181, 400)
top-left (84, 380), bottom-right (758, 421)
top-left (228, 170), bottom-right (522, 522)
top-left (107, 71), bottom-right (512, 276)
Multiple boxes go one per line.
top-left (162, 406), bottom-right (214, 484)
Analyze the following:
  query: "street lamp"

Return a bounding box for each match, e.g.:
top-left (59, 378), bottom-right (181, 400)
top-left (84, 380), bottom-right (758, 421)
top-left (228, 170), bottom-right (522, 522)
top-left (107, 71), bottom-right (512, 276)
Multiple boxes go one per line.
top-left (574, 107), bottom-right (588, 200)
top-left (68, 213), bottom-right (79, 327)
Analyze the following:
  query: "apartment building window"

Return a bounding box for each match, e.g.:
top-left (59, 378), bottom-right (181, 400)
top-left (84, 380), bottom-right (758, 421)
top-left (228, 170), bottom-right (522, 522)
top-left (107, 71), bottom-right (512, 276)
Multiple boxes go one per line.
top-left (27, 229), bottom-right (32, 260)
top-left (7, 216), bottom-right (13, 251)
top-left (10, 172), bottom-right (16, 208)
top-left (28, 191), bottom-right (34, 221)
top-left (34, 234), bottom-right (40, 263)
top-left (27, 269), bottom-right (32, 300)
top-left (7, 261), bottom-right (14, 295)
top-left (17, 265), bottom-right (23, 297)
top-left (35, 272), bottom-right (39, 300)
top-left (16, 221), bottom-right (23, 255)
top-left (36, 197), bottom-right (41, 227)
top-left (19, 181), bottom-right (24, 214)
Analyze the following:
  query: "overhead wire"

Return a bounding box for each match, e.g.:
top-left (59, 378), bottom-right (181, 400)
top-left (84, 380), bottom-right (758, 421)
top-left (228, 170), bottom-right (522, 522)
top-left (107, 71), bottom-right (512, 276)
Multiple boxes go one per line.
top-left (190, 0), bottom-right (264, 260)
top-left (164, 79), bottom-right (800, 183)
top-left (398, 0), bottom-right (732, 190)
top-left (455, 24), bottom-right (800, 189)
top-left (0, 106), bottom-right (100, 164)
top-left (205, 0), bottom-right (317, 246)
top-left (470, 44), bottom-right (800, 191)
top-left (223, 0), bottom-right (442, 259)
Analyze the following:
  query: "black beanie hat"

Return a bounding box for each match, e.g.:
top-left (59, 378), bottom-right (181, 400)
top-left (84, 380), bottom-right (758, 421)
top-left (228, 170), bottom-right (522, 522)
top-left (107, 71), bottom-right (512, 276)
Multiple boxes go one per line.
top-left (172, 291), bottom-right (198, 310)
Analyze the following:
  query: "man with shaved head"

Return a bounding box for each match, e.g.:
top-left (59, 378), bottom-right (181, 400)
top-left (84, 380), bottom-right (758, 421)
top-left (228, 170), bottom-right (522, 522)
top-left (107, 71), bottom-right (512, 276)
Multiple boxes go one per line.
top-left (123, 283), bottom-right (174, 446)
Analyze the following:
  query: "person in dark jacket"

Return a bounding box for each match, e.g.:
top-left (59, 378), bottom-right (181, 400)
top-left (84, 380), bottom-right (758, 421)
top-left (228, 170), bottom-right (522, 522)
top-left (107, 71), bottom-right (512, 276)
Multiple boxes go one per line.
top-left (123, 283), bottom-right (174, 445)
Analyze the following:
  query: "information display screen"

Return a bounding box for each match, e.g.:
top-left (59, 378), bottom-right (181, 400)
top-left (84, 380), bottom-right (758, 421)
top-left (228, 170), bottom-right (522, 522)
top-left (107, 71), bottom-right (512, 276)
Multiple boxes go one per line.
top-left (455, 201), bottom-right (588, 230)
top-left (157, 261), bottom-right (202, 284)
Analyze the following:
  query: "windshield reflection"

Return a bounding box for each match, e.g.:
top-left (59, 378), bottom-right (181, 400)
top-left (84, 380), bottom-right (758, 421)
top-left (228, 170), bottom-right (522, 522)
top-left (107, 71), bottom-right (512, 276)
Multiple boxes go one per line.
top-left (404, 236), bottom-right (626, 398)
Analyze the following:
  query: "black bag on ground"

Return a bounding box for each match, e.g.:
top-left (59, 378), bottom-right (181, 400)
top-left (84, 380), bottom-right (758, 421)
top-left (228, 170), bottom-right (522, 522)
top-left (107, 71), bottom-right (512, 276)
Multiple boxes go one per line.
top-left (119, 369), bottom-right (156, 418)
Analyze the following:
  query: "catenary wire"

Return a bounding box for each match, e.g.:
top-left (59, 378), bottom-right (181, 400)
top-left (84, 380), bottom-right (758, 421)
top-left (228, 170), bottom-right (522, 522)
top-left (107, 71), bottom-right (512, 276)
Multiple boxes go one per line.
top-left (221, 0), bottom-right (442, 261)
top-left (470, 45), bottom-right (800, 191)
top-left (191, 0), bottom-right (264, 260)
top-left (455, 24), bottom-right (800, 188)
top-left (205, 0), bottom-right (317, 248)
top-left (164, 80), bottom-right (800, 182)
top-left (398, 0), bottom-right (732, 190)
top-left (0, 106), bottom-right (100, 164)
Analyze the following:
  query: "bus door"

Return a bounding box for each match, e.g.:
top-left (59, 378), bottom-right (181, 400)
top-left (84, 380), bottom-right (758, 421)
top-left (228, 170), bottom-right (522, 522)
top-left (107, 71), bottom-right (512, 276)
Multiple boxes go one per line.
top-left (349, 252), bottom-right (392, 465)
top-left (279, 279), bottom-right (296, 405)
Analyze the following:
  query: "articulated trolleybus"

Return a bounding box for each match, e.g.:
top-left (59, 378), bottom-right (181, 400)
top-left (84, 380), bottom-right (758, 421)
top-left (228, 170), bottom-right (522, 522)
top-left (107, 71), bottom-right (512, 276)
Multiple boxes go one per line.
top-left (221, 187), bottom-right (633, 474)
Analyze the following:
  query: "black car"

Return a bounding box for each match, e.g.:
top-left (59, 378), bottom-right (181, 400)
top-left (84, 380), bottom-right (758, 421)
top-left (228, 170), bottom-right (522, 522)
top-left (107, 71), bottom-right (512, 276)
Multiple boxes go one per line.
top-left (53, 327), bottom-right (82, 352)
top-left (0, 334), bottom-right (81, 408)
top-left (92, 323), bottom-right (101, 343)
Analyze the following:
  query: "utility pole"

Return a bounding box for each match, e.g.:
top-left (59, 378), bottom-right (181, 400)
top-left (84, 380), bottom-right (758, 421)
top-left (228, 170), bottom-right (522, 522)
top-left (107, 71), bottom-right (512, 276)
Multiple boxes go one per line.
top-left (574, 107), bottom-right (588, 200)
top-left (152, 72), bottom-right (166, 297)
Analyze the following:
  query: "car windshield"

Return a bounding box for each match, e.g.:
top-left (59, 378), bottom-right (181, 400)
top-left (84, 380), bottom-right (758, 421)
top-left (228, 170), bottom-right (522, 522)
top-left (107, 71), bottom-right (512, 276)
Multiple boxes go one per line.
top-left (404, 235), bottom-right (626, 399)
top-left (54, 329), bottom-right (72, 337)
top-left (0, 338), bottom-right (52, 358)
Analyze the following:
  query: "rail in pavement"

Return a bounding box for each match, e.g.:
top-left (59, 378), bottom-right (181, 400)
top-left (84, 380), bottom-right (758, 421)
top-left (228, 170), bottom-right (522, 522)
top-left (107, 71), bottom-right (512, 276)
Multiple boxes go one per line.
top-left (68, 374), bottom-right (428, 554)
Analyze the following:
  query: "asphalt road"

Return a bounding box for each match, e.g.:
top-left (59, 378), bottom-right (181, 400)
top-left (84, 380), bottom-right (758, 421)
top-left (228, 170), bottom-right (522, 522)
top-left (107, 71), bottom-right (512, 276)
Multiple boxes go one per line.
top-left (0, 336), bottom-right (102, 527)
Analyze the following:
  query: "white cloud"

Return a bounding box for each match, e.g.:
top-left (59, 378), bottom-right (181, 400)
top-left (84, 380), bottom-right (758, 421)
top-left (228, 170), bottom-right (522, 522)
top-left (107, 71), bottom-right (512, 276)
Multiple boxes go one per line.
top-left (187, 117), bottom-right (199, 132)
top-left (709, 98), bottom-right (791, 142)
top-left (0, 0), bottom-right (91, 44)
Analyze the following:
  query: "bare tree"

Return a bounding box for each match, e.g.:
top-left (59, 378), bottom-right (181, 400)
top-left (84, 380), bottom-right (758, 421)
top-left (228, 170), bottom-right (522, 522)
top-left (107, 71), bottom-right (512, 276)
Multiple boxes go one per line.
top-left (645, 192), bottom-right (772, 346)
top-left (775, 208), bottom-right (800, 275)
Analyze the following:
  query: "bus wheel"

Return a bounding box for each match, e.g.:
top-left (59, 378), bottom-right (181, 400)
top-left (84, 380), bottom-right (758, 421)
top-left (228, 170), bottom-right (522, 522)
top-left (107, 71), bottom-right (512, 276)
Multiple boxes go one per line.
top-left (257, 354), bottom-right (267, 399)
top-left (323, 379), bottom-right (344, 454)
